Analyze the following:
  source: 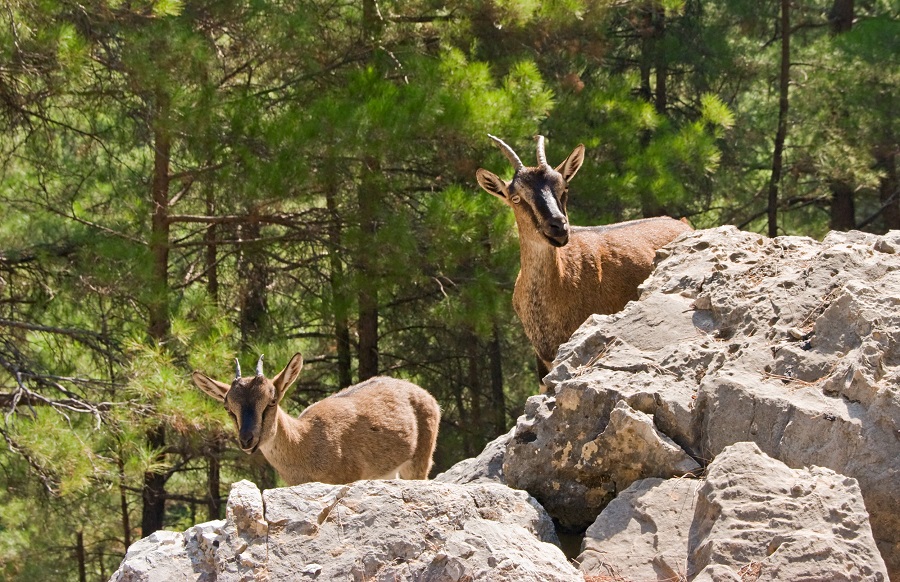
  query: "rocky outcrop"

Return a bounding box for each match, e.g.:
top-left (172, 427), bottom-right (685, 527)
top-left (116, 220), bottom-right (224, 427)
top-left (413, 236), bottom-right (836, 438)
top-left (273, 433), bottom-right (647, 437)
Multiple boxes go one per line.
top-left (434, 427), bottom-right (513, 485)
top-left (110, 478), bottom-right (581, 582)
top-left (578, 442), bottom-right (888, 580)
top-left (502, 227), bottom-right (900, 577)
top-left (112, 227), bottom-right (899, 581)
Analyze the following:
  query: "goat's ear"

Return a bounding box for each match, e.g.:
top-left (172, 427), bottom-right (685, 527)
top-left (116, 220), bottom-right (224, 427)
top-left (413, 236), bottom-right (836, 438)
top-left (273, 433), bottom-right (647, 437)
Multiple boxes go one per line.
top-left (555, 144), bottom-right (585, 183)
top-left (272, 352), bottom-right (304, 399)
top-left (192, 372), bottom-right (229, 402)
top-left (476, 169), bottom-right (510, 203)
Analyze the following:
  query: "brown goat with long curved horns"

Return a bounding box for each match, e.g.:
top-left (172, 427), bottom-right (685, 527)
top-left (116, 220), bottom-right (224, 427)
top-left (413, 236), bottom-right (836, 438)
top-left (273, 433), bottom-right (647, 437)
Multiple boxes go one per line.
top-left (192, 353), bottom-right (440, 485)
top-left (476, 135), bottom-right (691, 382)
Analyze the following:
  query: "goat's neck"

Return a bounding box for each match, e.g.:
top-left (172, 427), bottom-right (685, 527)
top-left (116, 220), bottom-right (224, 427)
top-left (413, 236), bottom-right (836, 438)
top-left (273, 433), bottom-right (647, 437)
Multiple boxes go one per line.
top-left (259, 407), bottom-right (310, 475)
top-left (517, 226), bottom-right (564, 284)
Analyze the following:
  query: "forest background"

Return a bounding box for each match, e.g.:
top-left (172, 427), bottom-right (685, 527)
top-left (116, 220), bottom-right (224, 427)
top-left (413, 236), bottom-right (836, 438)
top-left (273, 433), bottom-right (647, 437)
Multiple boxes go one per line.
top-left (0, 0), bottom-right (896, 579)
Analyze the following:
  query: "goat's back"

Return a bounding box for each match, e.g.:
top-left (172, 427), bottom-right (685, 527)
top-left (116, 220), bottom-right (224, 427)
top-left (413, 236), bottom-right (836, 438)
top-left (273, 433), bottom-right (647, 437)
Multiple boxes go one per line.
top-left (297, 377), bottom-right (439, 482)
top-left (568, 216), bottom-right (690, 305)
top-left (519, 216), bottom-right (690, 365)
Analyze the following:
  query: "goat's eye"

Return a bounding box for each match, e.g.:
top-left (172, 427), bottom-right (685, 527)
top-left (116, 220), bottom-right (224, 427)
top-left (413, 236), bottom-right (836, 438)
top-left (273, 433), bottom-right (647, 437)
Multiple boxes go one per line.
top-left (510, 195), bottom-right (522, 204)
top-left (267, 400), bottom-right (278, 409)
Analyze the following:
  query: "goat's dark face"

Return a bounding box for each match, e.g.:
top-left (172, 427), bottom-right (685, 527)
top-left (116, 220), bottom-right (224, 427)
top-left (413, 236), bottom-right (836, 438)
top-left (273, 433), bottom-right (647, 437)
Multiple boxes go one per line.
top-left (475, 135), bottom-right (585, 248)
top-left (221, 376), bottom-right (278, 453)
top-left (191, 353), bottom-right (305, 454)
top-left (508, 167), bottom-right (571, 247)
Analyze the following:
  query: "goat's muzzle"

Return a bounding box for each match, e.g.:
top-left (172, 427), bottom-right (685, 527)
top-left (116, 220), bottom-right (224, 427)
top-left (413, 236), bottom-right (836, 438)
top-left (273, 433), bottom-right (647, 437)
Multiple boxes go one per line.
top-left (544, 219), bottom-right (570, 247)
top-left (547, 234), bottom-right (569, 247)
top-left (239, 436), bottom-right (259, 454)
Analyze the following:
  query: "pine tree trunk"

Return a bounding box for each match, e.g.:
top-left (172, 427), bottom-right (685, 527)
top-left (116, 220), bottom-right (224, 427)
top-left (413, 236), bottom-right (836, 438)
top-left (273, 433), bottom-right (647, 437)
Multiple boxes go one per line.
top-left (239, 215), bottom-right (268, 347)
top-left (639, 7), bottom-right (653, 104)
top-left (489, 323), bottom-right (506, 434)
top-left (829, 180), bottom-right (856, 230)
top-left (143, 93), bottom-right (171, 536)
top-left (357, 159), bottom-right (380, 381)
top-left (357, 276), bottom-right (378, 380)
top-left (141, 424), bottom-right (167, 535)
top-left (466, 332), bottom-right (483, 443)
top-left (453, 382), bottom-right (473, 457)
top-left (205, 188), bottom-right (218, 303)
top-left (875, 145), bottom-right (899, 230)
top-left (829, 0), bottom-right (854, 33)
top-left (207, 437), bottom-right (223, 520)
top-left (654, 9), bottom-right (667, 116)
top-left (638, 2), bottom-right (665, 218)
top-left (767, 0), bottom-right (791, 238)
top-left (98, 546), bottom-right (106, 581)
top-left (363, 0), bottom-right (380, 39)
top-left (118, 456), bottom-right (131, 549)
top-left (326, 178), bottom-right (353, 387)
top-left (76, 530), bottom-right (87, 582)
top-left (148, 98), bottom-right (171, 343)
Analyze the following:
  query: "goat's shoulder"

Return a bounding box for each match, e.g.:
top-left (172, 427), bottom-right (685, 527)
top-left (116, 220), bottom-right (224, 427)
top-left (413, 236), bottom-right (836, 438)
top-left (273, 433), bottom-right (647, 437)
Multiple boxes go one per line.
top-left (293, 378), bottom-right (412, 434)
top-left (574, 217), bottom-right (689, 248)
top-left (575, 216), bottom-right (687, 236)
top-left (332, 376), bottom-right (423, 399)
top-left (568, 217), bottom-right (689, 271)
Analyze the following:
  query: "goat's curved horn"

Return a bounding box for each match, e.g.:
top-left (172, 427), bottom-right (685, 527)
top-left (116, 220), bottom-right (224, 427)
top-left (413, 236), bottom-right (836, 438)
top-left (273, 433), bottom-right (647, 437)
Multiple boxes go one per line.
top-left (234, 358), bottom-right (242, 380)
top-left (535, 135), bottom-right (548, 167)
top-left (488, 134), bottom-right (524, 172)
top-left (256, 354), bottom-right (264, 377)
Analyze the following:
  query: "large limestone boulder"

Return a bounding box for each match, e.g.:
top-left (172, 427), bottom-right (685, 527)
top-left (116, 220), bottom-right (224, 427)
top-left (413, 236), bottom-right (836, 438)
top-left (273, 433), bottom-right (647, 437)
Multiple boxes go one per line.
top-left (434, 427), bottom-right (513, 485)
top-left (109, 478), bottom-right (581, 582)
top-left (578, 442), bottom-right (888, 581)
top-left (502, 226), bottom-right (900, 577)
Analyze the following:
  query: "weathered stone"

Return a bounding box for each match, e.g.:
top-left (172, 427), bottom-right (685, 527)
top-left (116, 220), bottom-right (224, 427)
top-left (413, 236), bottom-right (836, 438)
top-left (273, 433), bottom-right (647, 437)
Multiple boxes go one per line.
top-left (434, 427), bottom-right (512, 485)
top-left (577, 477), bottom-right (697, 581)
top-left (578, 442), bottom-right (888, 581)
top-left (109, 518), bottom-right (229, 582)
top-left (504, 227), bottom-right (900, 576)
top-left (695, 442), bottom-right (888, 580)
top-left (578, 400), bottom-right (700, 493)
top-left (109, 481), bottom-right (264, 582)
top-left (112, 227), bottom-right (900, 580)
top-left (109, 528), bottom-right (215, 582)
top-left (110, 479), bottom-right (577, 582)
top-left (264, 479), bottom-right (571, 581)
top-left (215, 480), bottom-right (267, 582)
top-left (504, 383), bottom-right (700, 530)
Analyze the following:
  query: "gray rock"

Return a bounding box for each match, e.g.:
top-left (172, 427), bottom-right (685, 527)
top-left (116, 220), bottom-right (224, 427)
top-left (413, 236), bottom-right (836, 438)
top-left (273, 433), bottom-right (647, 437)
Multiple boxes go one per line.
top-left (215, 480), bottom-right (267, 582)
top-left (504, 381), bottom-right (700, 530)
top-left (578, 400), bottom-right (700, 493)
top-left (692, 442), bottom-right (887, 580)
top-left (264, 479), bottom-right (572, 581)
top-left (434, 427), bottom-right (513, 485)
top-left (109, 522), bottom-right (224, 582)
top-left (504, 226), bottom-right (900, 577)
top-left (110, 479), bottom-right (578, 582)
top-left (577, 477), bottom-right (697, 581)
top-left (578, 442), bottom-right (887, 581)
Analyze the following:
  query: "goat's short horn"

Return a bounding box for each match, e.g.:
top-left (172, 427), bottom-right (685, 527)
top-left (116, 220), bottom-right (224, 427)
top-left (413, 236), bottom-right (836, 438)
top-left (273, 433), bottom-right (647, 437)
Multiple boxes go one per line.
top-left (535, 135), bottom-right (547, 167)
top-left (256, 354), bottom-right (264, 377)
top-left (234, 358), bottom-right (242, 380)
top-left (487, 134), bottom-right (524, 172)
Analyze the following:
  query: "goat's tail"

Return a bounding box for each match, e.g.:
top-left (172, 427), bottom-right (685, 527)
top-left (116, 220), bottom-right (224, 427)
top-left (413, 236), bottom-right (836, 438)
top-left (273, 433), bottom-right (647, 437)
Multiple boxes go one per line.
top-left (400, 389), bottom-right (440, 479)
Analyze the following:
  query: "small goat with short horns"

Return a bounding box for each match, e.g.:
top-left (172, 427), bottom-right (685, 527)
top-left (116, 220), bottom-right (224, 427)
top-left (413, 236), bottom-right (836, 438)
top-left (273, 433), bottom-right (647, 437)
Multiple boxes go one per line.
top-left (192, 353), bottom-right (440, 485)
top-left (476, 135), bottom-right (691, 380)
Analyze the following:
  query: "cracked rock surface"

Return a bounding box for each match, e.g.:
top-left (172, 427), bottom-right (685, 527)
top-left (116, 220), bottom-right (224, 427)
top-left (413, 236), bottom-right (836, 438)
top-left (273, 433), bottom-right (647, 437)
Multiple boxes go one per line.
top-left (109, 479), bottom-right (580, 582)
top-left (500, 226), bottom-right (900, 578)
top-left (578, 442), bottom-right (887, 581)
top-left (111, 227), bottom-right (900, 581)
